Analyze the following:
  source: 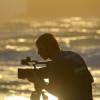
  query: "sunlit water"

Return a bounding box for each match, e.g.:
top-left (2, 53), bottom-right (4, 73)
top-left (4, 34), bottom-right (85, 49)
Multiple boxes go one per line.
top-left (0, 17), bottom-right (100, 100)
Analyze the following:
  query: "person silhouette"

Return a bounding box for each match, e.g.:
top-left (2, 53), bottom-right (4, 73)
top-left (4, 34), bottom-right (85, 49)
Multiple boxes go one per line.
top-left (35, 33), bottom-right (94, 100)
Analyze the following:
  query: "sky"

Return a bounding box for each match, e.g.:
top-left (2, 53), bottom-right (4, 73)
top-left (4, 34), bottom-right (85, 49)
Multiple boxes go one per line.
top-left (0, 0), bottom-right (100, 21)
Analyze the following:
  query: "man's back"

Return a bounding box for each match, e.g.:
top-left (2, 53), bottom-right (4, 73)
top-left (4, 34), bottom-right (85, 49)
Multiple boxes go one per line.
top-left (39, 51), bottom-right (93, 100)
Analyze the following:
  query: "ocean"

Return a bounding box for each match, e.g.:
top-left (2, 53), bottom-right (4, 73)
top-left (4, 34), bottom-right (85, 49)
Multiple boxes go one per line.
top-left (0, 17), bottom-right (100, 100)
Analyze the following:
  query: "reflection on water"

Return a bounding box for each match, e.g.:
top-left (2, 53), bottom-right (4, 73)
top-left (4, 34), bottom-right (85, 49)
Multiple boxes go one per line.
top-left (5, 96), bottom-right (29, 100)
top-left (5, 45), bottom-right (31, 51)
top-left (5, 93), bottom-right (58, 100)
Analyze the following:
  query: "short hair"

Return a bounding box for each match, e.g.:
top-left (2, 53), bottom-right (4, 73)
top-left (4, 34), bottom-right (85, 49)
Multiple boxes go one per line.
top-left (36, 33), bottom-right (59, 51)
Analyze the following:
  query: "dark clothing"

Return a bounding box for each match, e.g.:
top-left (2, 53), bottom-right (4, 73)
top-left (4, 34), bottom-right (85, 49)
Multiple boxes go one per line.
top-left (38, 51), bottom-right (94, 100)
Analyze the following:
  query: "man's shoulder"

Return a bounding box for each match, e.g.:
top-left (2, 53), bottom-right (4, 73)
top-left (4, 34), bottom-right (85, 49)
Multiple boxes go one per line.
top-left (61, 51), bottom-right (81, 59)
top-left (61, 51), bottom-right (87, 67)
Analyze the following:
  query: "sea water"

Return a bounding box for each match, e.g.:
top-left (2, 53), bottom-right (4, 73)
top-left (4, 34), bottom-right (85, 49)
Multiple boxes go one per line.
top-left (0, 17), bottom-right (100, 100)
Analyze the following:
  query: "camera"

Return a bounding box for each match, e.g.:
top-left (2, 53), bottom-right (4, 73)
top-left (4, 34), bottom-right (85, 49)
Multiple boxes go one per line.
top-left (18, 57), bottom-right (38, 81)
top-left (18, 57), bottom-right (47, 82)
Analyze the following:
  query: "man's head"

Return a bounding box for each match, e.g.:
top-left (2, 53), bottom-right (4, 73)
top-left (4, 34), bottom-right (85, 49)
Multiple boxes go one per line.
top-left (36, 33), bottom-right (60, 59)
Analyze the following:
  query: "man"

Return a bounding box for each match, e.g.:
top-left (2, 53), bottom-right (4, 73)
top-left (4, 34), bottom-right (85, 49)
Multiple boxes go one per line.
top-left (35, 33), bottom-right (94, 100)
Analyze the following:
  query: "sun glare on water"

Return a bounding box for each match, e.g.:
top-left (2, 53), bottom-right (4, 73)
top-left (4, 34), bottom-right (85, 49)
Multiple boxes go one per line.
top-left (5, 93), bottom-right (58, 100)
top-left (5, 96), bottom-right (29, 100)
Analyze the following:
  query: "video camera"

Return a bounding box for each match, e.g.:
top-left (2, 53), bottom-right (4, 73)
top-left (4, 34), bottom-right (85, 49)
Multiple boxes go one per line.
top-left (18, 57), bottom-right (39, 81)
top-left (18, 57), bottom-right (47, 81)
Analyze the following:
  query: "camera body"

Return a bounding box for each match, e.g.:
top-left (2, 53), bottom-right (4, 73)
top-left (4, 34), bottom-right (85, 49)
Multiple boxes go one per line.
top-left (18, 68), bottom-right (35, 80)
